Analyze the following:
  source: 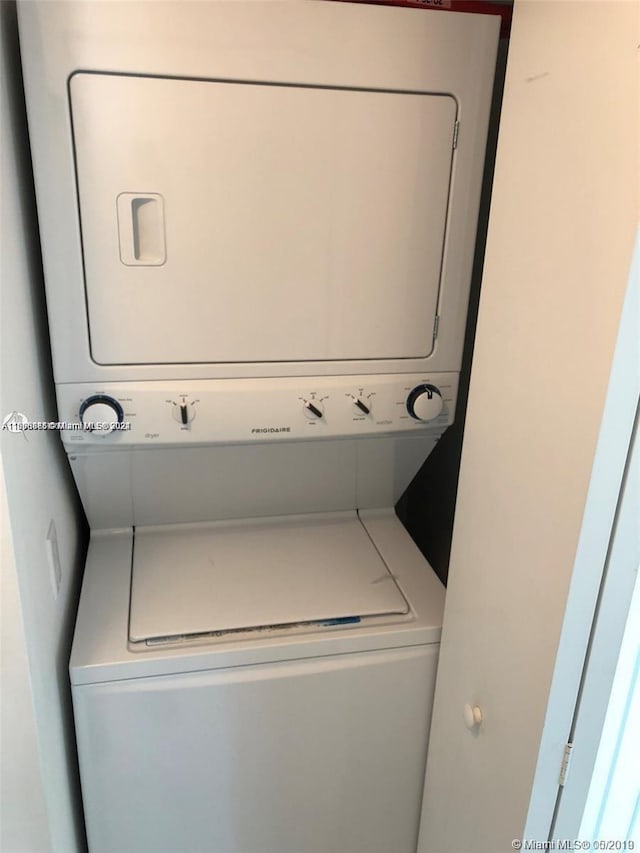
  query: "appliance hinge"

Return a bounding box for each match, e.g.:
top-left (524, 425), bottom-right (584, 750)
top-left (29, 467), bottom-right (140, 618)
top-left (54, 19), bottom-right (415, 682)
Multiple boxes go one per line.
top-left (433, 314), bottom-right (440, 340)
top-left (453, 120), bottom-right (460, 149)
top-left (558, 742), bottom-right (573, 787)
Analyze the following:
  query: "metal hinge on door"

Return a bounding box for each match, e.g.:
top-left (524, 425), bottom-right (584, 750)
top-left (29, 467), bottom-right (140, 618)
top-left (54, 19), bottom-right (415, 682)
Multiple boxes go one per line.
top-left (558, 742), bottom-right (573, 787)
top-left (453, 121), bottom-right (460, 149)
top-left (433, 314), bottom-right (440, 341)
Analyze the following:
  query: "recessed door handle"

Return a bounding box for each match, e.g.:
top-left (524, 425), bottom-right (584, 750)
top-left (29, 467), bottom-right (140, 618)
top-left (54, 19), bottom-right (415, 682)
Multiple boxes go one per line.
top-left (116, 192), bottom-right (166, 266)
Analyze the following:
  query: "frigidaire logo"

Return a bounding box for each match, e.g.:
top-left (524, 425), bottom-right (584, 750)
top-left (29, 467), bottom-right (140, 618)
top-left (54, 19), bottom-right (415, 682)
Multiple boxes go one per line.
top-left (251, 427), bottom-right (291, 434)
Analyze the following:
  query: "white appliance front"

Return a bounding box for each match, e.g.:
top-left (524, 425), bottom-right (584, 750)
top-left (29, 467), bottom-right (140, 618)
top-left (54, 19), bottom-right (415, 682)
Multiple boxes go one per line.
top-left (18, 3), bottom-right (500, 852)
top-left (70, 510), bottom-right (446, 853)
top-left (19, 0), bottom-right (499, 383)
top-left (74, 648), bottom-right (437, 853)
top-left (71, 73), bottom-right (456, 366)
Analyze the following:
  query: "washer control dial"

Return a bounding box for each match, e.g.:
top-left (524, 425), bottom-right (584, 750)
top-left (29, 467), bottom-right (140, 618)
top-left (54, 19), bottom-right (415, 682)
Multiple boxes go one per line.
top-left (406, 384), bottom-right (444, 422)
top-left (79, 395), bottom-right (124, 435)
top-left (352, 397), bottom-right (371, 416)
top-left (303, 400), bottom-right (324, 419)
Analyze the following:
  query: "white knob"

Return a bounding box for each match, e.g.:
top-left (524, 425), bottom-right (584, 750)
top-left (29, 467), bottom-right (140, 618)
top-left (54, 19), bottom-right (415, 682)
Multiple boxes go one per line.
top-left (464, 704), bottom-right (483, 731)
top-left (352, 397), bottom-right (372, 416)
top-left (172, 402), bottom-right (196, 426)
top-left (406, 384), bottom-right (444, 422)
top-left (303, 400), bottom-right (324, 419)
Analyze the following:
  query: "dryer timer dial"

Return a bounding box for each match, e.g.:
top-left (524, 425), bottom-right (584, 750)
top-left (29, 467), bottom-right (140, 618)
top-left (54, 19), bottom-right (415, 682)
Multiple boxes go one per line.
top-left (79, 394), bottom-right (124, 435)
top-left (406, 384), bottom-right (444, 422)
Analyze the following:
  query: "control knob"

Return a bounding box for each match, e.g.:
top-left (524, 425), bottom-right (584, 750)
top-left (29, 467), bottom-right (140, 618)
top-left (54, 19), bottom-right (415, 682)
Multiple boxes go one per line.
top-left (172, 402), bottom-right (196, 426)
top-left (352, 397), bottom-right (371, 416)
top-left (79, 394), bottom-right (124, 435)
top-left (303, 400), bottom-right (324, 419)
top-left (406, 384), bottom-right (444, 422)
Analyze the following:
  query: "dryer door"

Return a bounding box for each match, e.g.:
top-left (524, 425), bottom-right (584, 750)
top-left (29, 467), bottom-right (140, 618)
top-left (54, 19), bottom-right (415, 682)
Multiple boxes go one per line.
top-left (70, 73), bottom-right (456, 366)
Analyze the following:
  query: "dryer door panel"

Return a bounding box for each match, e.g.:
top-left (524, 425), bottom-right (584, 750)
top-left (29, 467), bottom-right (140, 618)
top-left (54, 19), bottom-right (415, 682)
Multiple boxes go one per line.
top-left (70, 73), bottom-right (456, 365)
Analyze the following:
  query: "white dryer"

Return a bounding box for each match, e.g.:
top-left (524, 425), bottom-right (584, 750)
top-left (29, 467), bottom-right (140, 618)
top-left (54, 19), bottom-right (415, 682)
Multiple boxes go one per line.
top-left (18, 2), bottom-right (499, 851)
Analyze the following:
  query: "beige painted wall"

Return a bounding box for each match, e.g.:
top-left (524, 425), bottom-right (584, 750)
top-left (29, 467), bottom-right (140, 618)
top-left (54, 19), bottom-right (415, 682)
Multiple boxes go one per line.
top-left (1, 463), bottom-right (51, 853)
top-left (419, 2), bottom-right (639, 850)
top-left (1, 3), bottom-right (87, 850)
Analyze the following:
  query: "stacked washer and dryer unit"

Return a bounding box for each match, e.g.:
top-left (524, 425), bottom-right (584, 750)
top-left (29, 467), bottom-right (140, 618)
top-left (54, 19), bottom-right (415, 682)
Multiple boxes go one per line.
top-left (19, 3), bottom-right (498, 852)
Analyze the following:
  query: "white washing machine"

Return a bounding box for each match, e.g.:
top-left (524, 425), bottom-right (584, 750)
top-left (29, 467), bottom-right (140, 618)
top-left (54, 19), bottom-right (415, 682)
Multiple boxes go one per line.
top-left (71, 509), bottom-right (445, 853)
top-left (18, 2), bottom-right (499, 851)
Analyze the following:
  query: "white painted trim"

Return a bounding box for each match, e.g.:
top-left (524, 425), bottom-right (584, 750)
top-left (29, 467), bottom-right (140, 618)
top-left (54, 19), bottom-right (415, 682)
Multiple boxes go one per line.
top-left (580, 565), bottom-right (640, 840)
top-left (550, 314), bottom-right (640, 835)
top-left (525, 234), bottom-right (640, 839)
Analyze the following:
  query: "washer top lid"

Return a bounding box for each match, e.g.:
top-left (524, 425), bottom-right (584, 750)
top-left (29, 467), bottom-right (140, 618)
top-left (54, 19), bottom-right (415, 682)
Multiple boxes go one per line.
top-left (129, 512), bottom-right (410, 643)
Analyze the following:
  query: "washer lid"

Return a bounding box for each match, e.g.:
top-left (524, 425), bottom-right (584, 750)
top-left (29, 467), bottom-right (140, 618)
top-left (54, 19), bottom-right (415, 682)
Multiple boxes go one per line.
top-left (129, 512), bottom-right (410, 643)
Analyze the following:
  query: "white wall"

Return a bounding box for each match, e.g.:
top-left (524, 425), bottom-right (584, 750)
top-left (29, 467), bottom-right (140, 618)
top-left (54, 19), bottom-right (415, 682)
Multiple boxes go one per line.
top-left (419, 2), bottom-right (638, 851)
top-left (1, 463), bottom-right (51, 853)
top-left (0, 3), bottom-right (87, 850)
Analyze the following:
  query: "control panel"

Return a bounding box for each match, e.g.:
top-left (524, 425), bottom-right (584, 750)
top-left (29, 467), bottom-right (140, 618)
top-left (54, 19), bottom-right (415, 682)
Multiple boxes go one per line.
top-left (58, 374), bottom-right (459, 447)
